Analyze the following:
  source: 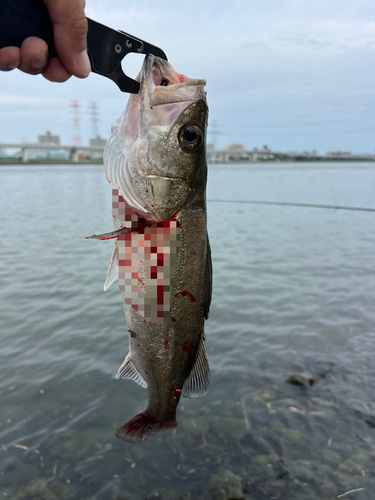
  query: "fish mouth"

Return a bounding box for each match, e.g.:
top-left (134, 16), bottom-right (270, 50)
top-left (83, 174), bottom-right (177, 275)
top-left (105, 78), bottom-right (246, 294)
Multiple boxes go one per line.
top-left (140, 54), bottom-right (206, 110)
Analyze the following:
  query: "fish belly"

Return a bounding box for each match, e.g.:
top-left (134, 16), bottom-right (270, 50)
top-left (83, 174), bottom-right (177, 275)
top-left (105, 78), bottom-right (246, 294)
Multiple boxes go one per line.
top-left (111, 187), bottom-right (210, 442)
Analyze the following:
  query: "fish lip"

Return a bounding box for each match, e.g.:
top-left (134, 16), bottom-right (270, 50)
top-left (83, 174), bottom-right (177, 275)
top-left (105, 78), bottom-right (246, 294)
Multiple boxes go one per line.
top-left (141, 54), bottom-right (206, 107)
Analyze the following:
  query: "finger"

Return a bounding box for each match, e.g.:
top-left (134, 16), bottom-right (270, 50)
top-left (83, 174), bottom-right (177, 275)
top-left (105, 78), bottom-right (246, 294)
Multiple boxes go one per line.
top-left (44, 0), bottom-right (90, 79)
top-left (0, 47), bottom-right (21, 71)
top-left (18, 37), bottom-right (48, 75)
top-left (42, 57), bottom-right (71, 83)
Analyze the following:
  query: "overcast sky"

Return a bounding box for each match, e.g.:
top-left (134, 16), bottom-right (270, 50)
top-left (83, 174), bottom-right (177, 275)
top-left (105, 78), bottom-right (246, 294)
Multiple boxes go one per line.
top-left (1, 0), bottom-right (374, 153)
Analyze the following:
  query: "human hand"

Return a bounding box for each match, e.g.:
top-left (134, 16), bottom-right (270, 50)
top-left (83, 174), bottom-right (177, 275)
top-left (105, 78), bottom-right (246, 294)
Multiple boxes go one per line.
top-left (0, 0), bottom-right (90, 82)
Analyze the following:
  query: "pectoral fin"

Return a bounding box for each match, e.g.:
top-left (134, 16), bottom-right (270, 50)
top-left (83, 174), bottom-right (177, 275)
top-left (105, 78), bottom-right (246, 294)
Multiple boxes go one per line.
top-left (204, 238), bottom-right (212, 320)
top-left (115, 354), bottom-right (147, 388)
top-left (182, 335), bottom-right (210, 398)
top-left (104, 241), bottom-right (119, 291)
top-left (84, 227), bottom-right (131, 240)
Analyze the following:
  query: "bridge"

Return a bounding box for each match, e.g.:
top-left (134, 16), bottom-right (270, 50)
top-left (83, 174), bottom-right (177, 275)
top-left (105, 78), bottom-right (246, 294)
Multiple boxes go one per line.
top-left (1, 141), bottom-right (373, 164)
top-left (206, 145), bottom-right (374, 163)
top-left (0, 141), bottom-right (105, 162)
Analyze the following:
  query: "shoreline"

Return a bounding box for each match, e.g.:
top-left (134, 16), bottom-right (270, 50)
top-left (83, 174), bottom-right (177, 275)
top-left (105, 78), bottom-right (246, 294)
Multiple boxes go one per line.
top-left (0, 158), bottom-right (373, 166)
top-left (0, 159), bottom-right (104, 165)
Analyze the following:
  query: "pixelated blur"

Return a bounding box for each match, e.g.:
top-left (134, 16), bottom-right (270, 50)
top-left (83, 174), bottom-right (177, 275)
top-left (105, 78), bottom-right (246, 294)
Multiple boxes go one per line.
top-left (112, 186), bottom-right (181, 324)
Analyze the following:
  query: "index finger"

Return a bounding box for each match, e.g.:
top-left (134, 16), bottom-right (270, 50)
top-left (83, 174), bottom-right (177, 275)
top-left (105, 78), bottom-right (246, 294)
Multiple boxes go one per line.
top-left (43, 0), bottom-right (90, 78)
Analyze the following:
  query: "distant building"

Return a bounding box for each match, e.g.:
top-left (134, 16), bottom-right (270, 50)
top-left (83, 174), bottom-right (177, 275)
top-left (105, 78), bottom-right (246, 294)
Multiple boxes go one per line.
top-left (86, 135), bottom-right (106, 159)
top-left (206, 143), bottom-right (277, 163)
top-left (353, 154), bottom-right (374, 160)
top-left (286, 151), bottom-right (299, 158)
top-left (223, 143), bottom-right (246, 152)
top-left (45, 150), bottom-right (70, 160)
top-left (251, 145), bottom-right (274, 161)
top-left (18, 148), bottom-right (69, 161)
top-left (89, 135), bottom-right (107, 147)
top-left (17, 131), bottom-right (68, 161)
top-left (38, 131), bottom-right (60, 145)
top-left (326, 150), bottom-right (351, 159)
top-left (222, 143), bottom-right (249, 161)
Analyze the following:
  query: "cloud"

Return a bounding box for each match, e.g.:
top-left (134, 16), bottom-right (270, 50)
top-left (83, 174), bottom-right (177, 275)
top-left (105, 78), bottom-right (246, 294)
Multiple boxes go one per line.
top-left (272, 21), bottom-right (375, 51)
top-left (1, 0), bottom-right (374, 152)
top-left (0, 94), bottom-right (64, 107)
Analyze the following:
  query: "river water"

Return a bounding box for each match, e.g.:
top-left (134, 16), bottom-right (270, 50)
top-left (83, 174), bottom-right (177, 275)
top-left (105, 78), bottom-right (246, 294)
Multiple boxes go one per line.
top-left (1, 162), bottom-right (375, 500)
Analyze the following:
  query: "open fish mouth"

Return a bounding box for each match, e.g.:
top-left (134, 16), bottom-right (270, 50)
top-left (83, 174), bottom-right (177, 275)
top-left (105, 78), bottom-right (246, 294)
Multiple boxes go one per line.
top-left (138, 55), bottom-right (206, 130)
top-left (142, 54), bottom-right (206, 108)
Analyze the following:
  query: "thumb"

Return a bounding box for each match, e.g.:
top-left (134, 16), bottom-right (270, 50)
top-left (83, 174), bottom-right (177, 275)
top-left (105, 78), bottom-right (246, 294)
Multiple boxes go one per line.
top-left (44, 0), bottom-right (90, 78)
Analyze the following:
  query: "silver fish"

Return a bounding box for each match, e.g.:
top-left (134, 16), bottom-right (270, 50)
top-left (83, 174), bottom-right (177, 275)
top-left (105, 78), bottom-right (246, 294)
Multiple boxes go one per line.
top-left (99, 55), bottom-right (211, 442)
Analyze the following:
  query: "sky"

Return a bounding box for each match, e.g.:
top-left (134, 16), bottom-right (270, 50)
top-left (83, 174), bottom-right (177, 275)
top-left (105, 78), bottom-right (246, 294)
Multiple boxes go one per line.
top-left (1, 0), bottom-right (374, 154)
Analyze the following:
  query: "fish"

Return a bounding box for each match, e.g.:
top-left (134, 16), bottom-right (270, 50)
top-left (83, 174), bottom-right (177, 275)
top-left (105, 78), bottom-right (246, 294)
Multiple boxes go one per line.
top-left (96, 54), bottom-right (211, 442)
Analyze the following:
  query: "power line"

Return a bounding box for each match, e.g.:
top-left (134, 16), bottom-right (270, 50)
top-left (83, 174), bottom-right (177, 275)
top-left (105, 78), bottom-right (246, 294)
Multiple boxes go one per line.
top-left (207, 199), bottom-right (375, 213)
top-left (208, 119), bottom-right (223, 147)
top-left (88, 101), bottom-right (100, 138)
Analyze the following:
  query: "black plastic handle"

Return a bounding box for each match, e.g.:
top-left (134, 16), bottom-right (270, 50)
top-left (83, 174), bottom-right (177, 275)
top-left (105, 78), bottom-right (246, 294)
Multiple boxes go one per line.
top-left (0, 0), bottom-right (56, 56)
top-left (0, 0), bottom-right (168, 93)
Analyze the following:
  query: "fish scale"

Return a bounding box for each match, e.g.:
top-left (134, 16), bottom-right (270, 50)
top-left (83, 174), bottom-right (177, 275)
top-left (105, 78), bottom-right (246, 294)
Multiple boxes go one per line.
top-left (112, 187), bottom-right (181, 324)
top-left (96, 54), bottom-right (211, 442)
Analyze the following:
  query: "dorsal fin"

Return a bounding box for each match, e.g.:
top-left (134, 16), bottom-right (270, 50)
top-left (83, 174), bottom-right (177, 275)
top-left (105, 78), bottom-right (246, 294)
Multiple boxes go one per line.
top-left (104, 241), bottom-right (119, 291)
top-left (115, 354), bottom-right (147, 388)
top-left (182, 335), bottom-right (210, 398)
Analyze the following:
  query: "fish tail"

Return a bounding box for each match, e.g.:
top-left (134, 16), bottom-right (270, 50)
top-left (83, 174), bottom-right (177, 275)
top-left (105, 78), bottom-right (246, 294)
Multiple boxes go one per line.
top-left (116, 411), bottom-right (177, 442)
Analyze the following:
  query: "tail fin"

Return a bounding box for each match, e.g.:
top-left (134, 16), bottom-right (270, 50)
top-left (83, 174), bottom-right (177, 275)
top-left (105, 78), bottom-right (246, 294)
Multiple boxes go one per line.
top-left (116, 411), bottom-right (177, 442)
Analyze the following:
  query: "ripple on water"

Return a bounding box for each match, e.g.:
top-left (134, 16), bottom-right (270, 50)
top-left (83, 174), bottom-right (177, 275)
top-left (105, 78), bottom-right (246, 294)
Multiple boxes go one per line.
top-left (1, 164), bottom-right (375, 499)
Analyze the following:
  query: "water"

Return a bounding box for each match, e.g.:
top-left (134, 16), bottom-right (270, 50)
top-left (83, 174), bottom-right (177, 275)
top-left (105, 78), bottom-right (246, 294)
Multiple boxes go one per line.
top-left (1, 162), bottom-right (375, 500)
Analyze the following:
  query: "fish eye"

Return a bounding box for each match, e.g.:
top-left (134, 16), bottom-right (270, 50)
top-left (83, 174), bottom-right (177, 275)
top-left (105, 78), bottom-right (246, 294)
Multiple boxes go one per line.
top-left (178, 125), bottom-right (202, 150)
top-left (161, 78), bottom-right (169, 86)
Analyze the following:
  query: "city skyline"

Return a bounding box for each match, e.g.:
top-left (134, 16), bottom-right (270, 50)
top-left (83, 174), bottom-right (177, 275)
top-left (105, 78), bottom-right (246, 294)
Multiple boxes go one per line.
top-left (1, 129), bottom-right (373, 164)
top-left (2, 126), bottom-right (374, 156)
top-left (1, 0), bottom-right (374, 153)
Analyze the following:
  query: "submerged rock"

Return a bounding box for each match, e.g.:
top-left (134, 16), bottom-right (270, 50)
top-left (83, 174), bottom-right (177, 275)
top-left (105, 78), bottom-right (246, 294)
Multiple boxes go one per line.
top-left (319, 482), bottom-right (337, 500)
top-left (252, 454), bottom-right (280, 467)
top-left (52, 482), bottom-right (76, 500)
top-left (47, 428), bottom-right (82, 459)
top-left (336, 452), bottom-right (368, 478)
top-left (209, 468), bottom-right (244, 500)
top-left (111, 482), bottom-right (135, 500)
top-left (10, 478), bottom-right (58, 500)
top-left (145, 488), bottom-right (192, 500)
top-left (309, 408), bottom-right (336, 420)
top-left (286, 372), bottom-right (317, 388)
top-left (291, 459), bottom-right (332, 484)
top-left (267, 422), bottom-right (303, 444)
top-left (321, 448), bottom-right (342, 465)
top-left (179, 416), bottom-right (210, 437)
top-left (209, 417), bottom-right (248, 442)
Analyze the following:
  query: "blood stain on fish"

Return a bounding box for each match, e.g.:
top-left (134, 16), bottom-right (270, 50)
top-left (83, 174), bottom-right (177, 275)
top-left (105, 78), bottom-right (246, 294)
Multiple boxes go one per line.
top-left (175, 291), bottom-right (196, 302)
top-left (97, 54), bottom-right (210, 443)
top-left (182, 340), bottom-right (192, 363)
